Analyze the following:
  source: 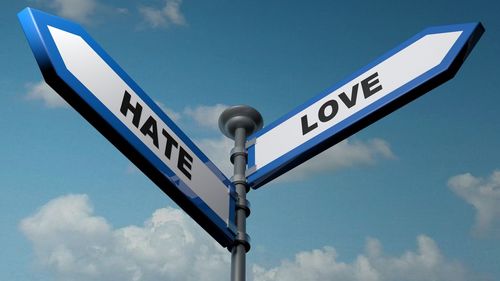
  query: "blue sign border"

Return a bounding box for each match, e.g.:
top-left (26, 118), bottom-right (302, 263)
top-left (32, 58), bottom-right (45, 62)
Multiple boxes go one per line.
top-left (18, 7), bottom-right (237, 248)
top-left (247, 22), bottom-right (484, 189)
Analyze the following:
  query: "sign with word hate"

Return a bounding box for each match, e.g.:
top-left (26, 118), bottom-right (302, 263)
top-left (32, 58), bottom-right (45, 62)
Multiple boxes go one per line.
top-left (18, 7), bottom-right (236, 247)
top-left (246, 22), bottom-right (484, 189)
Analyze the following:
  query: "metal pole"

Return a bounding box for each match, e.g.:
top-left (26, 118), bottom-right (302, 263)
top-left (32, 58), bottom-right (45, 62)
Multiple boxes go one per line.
top-left (219, 105), bottom-right (263, 281)
top-left (231, 126), bottom-right (249, 281)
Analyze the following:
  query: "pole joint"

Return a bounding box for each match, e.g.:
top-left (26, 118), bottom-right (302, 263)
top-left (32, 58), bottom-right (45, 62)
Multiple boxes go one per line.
top-left (236, 197), bottom-right (251, 217)
top-left (230, 146), bottom-right (248, 164)
top-left (234, 231), bottom-right (251, 252)
top-left (230, 174), bottom-right (247, 186)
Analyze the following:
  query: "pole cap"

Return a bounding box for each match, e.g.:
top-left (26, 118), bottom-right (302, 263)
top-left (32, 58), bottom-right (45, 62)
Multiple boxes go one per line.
top-left (218, 105), bottom-right (263, 139)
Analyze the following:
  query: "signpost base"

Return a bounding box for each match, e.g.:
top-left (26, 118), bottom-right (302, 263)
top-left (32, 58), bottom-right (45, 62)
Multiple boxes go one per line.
top-left (219, 105), bottom-right (263, 281)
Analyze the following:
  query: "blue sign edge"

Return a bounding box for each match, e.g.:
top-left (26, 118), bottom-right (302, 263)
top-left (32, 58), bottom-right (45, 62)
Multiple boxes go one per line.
top-left (18, 7), bottom-right (237, 248)
top-left (247, 22), bottom-right (484, 189)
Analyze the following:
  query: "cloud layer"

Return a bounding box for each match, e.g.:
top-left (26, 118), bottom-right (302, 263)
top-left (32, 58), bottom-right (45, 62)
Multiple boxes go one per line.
top-left (25, 80), bottom-right (69, 108)
top-left (20, 195), bottom-right (476, 281)
top-left (448, 170), bottom-right (500, 235)
top-left (253, 236), bottom-right (470, 281)
top-left (35, 0), bottom-right (98, 23)
top-left (183, 104), bottom-right (228, 130)
top-left (196, 136), bottom-right (234, 176)
top-left (139, 0), bottom-right (186, 28)
top-left (33, 0), bottom-right (185, 28)
top-left (20, 194), bottom-right (229, 281)
top-left (277, 138), bottom-right (395, 182)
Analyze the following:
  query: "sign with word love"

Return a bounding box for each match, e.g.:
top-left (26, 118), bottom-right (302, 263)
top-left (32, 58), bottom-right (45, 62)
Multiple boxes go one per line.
top-left (246, 23), bottom-right (484, 189)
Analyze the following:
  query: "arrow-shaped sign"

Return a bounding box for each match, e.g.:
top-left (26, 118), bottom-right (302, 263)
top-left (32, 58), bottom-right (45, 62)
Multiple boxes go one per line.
top-left (18, 8), bottom-right (236, 247)
top-left (246, 23), bottom-right (484, 189)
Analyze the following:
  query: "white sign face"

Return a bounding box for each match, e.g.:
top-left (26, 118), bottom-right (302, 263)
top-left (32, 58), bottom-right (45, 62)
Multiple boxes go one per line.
top-left (254, 32), bottom-right (460, 169)
top-left (246, 23), bottom-right (484, 188)
top-left (19, 8), bottom-right (236, 247)
top-left (48, 26), bottom-right (230, 223)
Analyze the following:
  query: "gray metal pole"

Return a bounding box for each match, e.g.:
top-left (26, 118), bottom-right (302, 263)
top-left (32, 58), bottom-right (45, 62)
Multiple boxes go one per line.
top-left (219, 105), bottom-right (263, 281)
top-left (231, 126), bottom-right (249, 281)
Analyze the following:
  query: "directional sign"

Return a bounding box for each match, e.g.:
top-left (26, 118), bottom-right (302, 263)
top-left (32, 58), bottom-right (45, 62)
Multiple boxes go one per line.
top-left (246, 23), bottom-right (484, 189)
top-left (18, 8), bottom-right (236, 247)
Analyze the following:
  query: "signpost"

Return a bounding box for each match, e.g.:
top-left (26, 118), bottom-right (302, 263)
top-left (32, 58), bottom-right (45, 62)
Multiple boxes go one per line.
top-left (18, 7), bottom-right (237, 248)
top-left (19, 7), bottom-right (484, 281)
top-left (219, 106), bottom-right (263, 281)
top-left (245, 23), bottom-right (484, 189)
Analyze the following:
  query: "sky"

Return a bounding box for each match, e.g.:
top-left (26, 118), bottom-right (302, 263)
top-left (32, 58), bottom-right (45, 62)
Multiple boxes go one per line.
top-left (1, 0), bottom-right (500, 280)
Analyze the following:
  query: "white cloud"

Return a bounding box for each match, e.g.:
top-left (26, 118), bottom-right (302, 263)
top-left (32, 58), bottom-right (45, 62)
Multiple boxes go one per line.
top-left (151, 103), bottom-right (227, 131)
top-left (155, 100), bottom-right (182, 122)
top-left (195, 136), bottom-right (234, 177)
top-left (253, 235), bottom-right (472, 281)
top-left (116, 7), bottom-right (129, 15)
top-left (139, 0), bottom-right (186, 28)
top-left (183, 104), bottom-right (229, 130)
top-left (448, 170), bottom-right (500, 235)
top-left (192, 136), bottom-right (394, 181)
top-left (35, 0), bottom-right (98, 23)
top-left (25, 80), bottom-right (69, 108)
top-left (21, 196), bottom-right (480, 281)
top-left (125, 163), bottom-right (141, 175)
top-left (20, 194), bottom-right (229, 281)
top-left (278, 138), bottom-right (395, 182)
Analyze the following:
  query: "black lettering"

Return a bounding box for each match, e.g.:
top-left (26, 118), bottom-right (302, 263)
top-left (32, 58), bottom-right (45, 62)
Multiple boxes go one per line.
top-left (301, 115), bottom-right (318, 135)
top-left (162, 129), bottom-right (179, 159)
top-left (338, 84), bottom-right (359, 108)
top-left (318, 100), bottom-right (339, 122)
top-left (120, 90), bottom-right (143, 127)
top-left (140, 116), bottom-right (159, 148)
top-left (178, 147), bottom-right (193, 180)
top-left (361, 72), bottom-right (383, 99)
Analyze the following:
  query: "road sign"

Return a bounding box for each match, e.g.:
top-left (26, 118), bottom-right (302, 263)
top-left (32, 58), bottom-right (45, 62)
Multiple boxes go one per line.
top-left (246, 22), bottom-right (484, 189)
top-left (18, 7), bottom-right (236, 247)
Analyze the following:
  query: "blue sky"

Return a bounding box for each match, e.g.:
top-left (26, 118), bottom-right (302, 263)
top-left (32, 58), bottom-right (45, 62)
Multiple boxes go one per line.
top-left (1, 0), bottom-right (500, 280)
